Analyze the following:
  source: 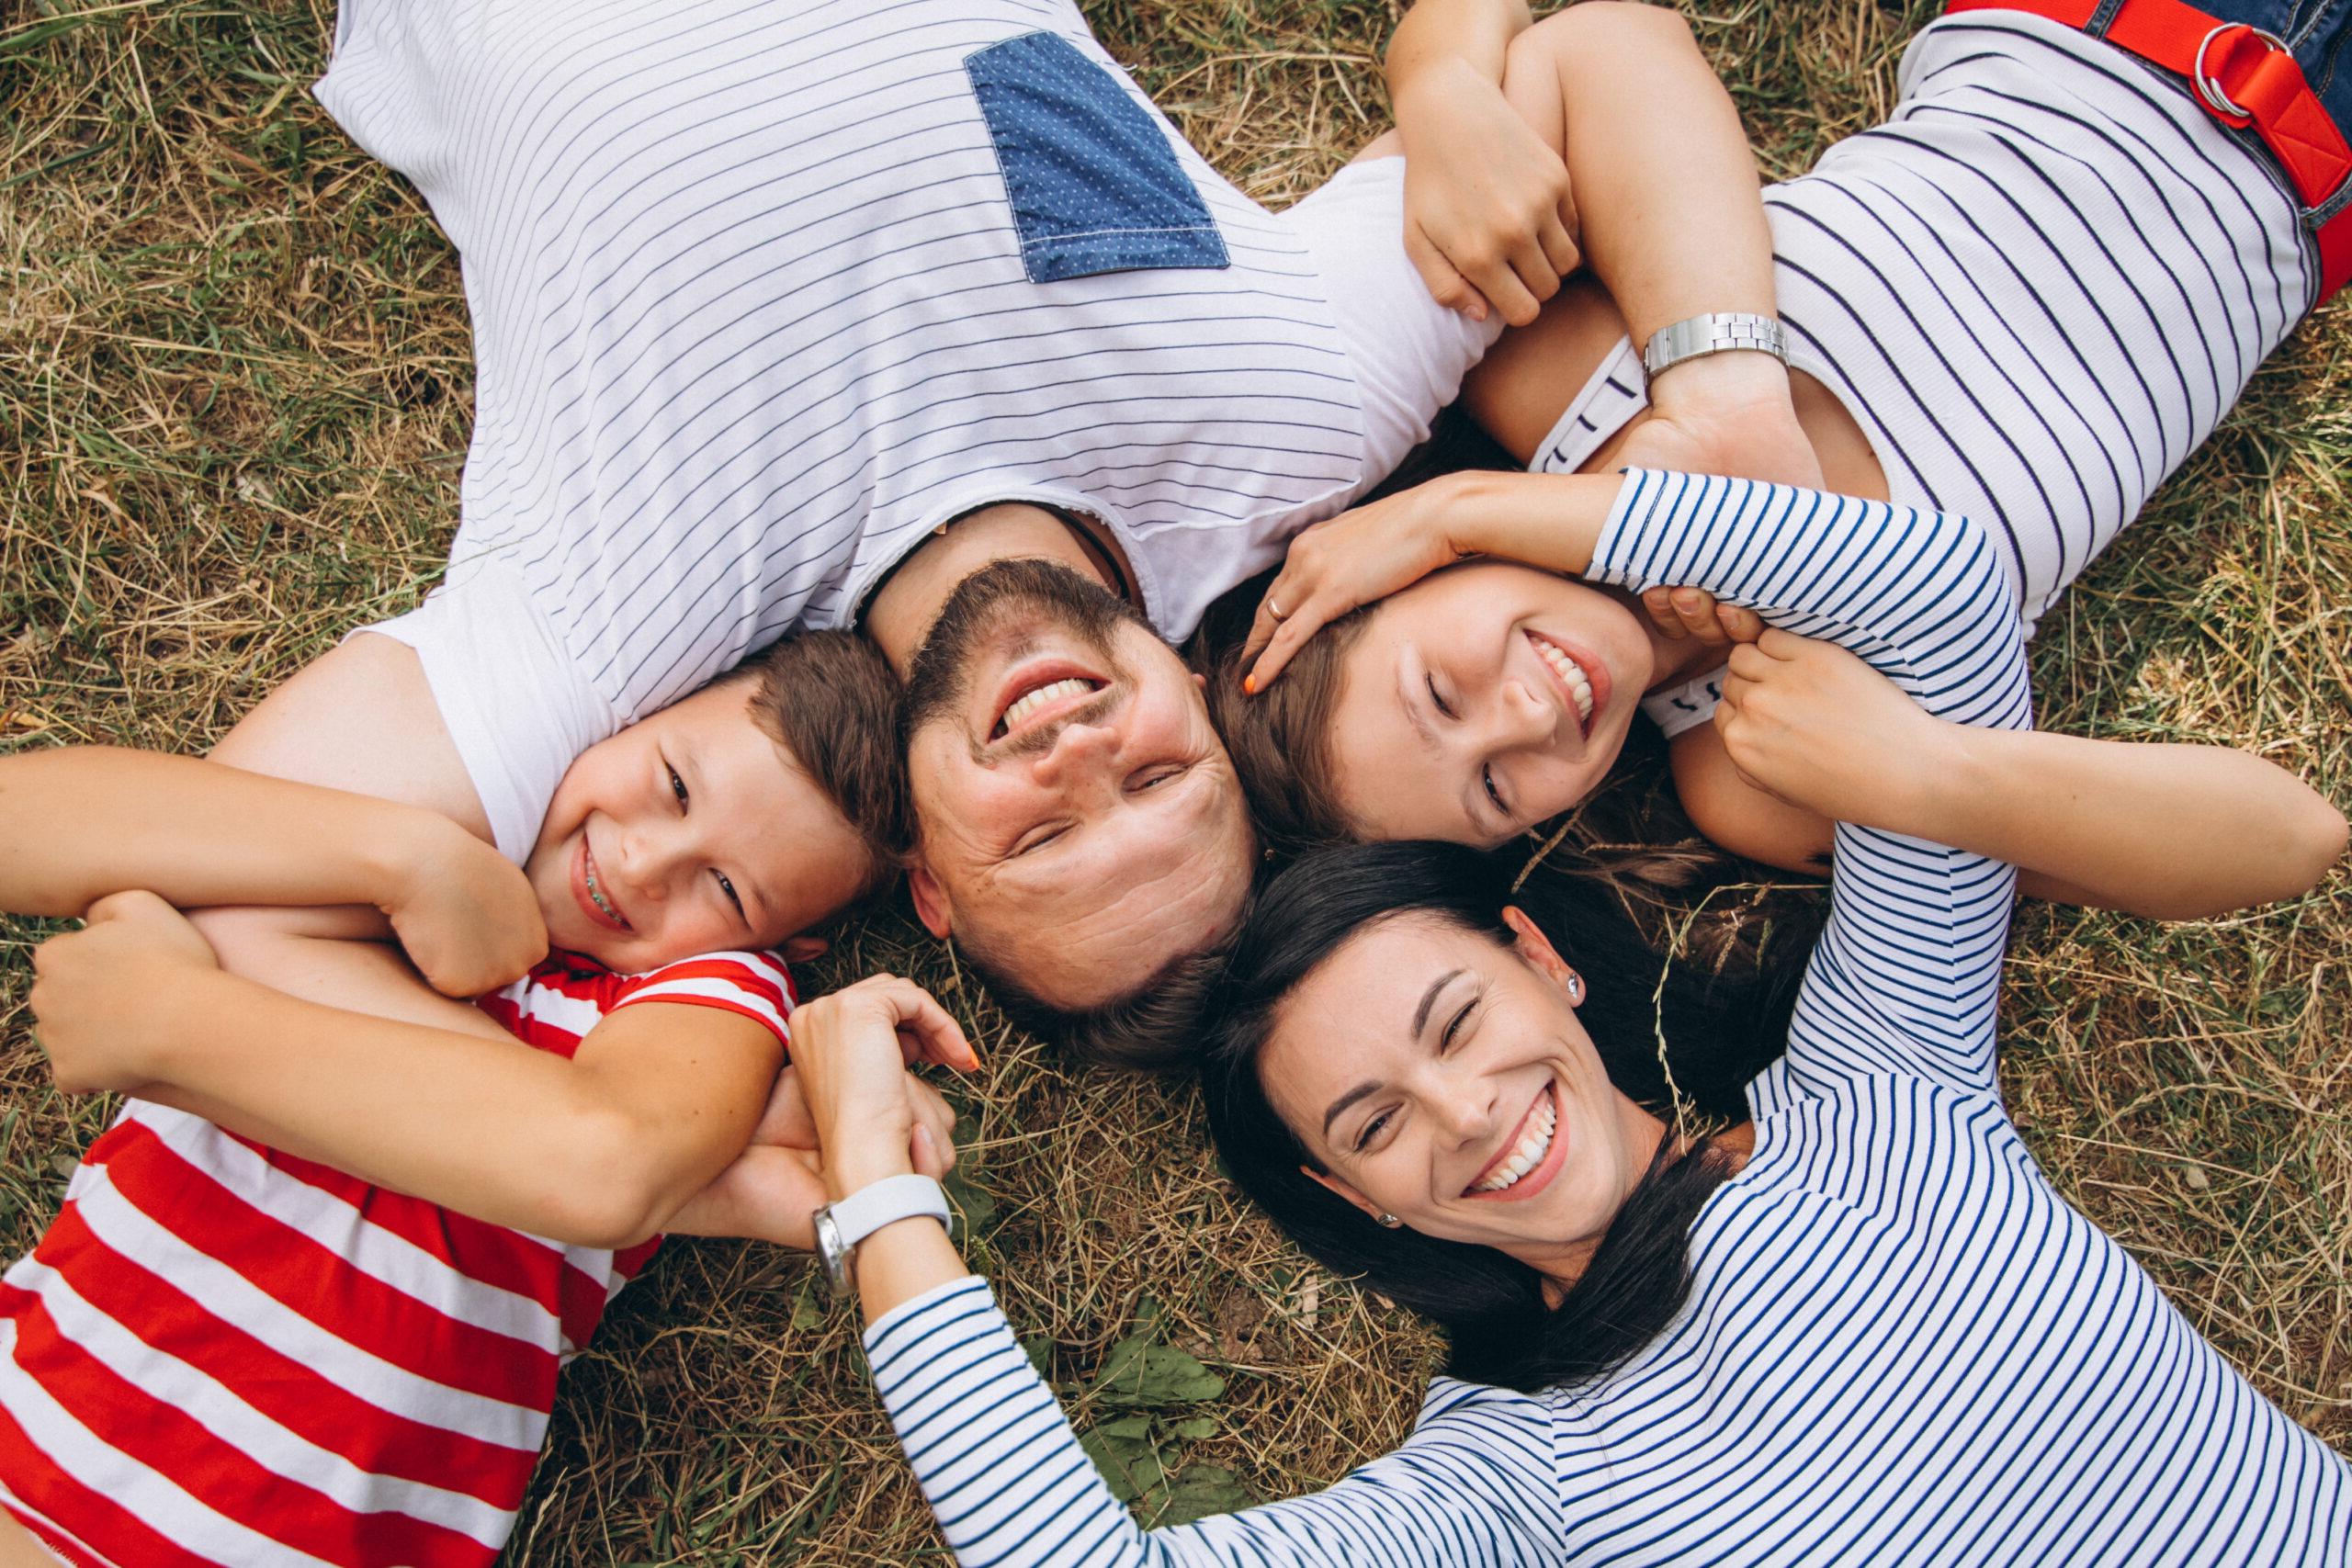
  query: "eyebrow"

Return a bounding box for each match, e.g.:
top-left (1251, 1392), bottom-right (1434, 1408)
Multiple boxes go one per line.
top-left (1320, 967), bottom-right (1463, 1139)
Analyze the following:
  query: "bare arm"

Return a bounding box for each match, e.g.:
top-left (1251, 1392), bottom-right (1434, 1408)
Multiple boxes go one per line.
top-left (28, 893), bottom-right (783, 1249)
top-left (0, 743), bottom-right (543, 995)
top-left (1701, 632), bottom-right (2346, 917)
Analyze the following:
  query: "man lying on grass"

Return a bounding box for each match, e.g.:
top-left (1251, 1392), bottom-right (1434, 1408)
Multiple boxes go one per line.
top-left (0, 631), bottom-right (968, 1568)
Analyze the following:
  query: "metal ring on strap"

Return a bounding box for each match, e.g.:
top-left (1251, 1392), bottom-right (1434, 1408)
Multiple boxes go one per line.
top-left (2193, 23), bottom-right (2289, 120)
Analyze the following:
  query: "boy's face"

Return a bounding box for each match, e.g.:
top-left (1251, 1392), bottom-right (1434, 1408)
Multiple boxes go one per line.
top-left (525, 681), bottom-right (869, 974)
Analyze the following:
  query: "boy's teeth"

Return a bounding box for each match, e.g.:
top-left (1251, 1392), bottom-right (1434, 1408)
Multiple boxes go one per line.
top-left (1474, 1092), bottom-right (1557, 1193)
top-left (999, 677), bottom-right (1095, 734)
top-left (1530, 636), bottom-right (1594, 724)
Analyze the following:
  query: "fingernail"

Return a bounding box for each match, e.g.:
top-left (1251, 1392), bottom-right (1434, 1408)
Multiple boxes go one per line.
top-left (1243, 675), bottom-right (1258, 694)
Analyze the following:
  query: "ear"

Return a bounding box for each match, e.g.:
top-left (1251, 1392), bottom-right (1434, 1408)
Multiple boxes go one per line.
top-left (1299, 1163), bottom-right (1385, 1221)
top-left (780, 934), bottom-right (830, 964)
top-left (907, 863), bottom-right (954, 940)
top-left (1192, 671), bottom-right (1207, 690)
top-left (1501, 905), bottom-right (1582, 1002)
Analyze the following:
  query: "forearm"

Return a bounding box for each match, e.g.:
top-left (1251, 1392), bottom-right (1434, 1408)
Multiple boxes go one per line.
top-left (0, 748), bottom-right (455, 918)
top-left (1894, 729), bottom-right (2346, 918)
top-left (1386, 0), bottom-right (1524, 103)
top-left (1522, 3), bottom-right (1773, 345)
top-left (143, 970), bottom-right (674, 1243)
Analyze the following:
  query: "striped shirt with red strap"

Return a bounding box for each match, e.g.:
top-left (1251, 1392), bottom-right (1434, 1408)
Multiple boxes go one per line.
top-left (0, 947), bottom-right (794, 1568)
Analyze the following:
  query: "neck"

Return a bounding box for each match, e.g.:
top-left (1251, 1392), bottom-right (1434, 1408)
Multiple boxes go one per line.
top-left (863, 502), bottom-right (1125, 677)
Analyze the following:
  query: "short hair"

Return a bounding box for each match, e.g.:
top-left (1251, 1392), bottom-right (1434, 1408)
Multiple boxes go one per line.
top-left (955, 919), bottom-right (1238, 1073)
top-left (726, 629), bottom-right (908, 903)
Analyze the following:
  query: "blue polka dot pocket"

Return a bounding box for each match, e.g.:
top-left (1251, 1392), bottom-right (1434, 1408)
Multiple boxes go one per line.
top-left (964, 30), bottom-right (1230, 284)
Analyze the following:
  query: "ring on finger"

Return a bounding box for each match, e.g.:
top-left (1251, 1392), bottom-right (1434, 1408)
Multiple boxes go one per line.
top-left (1266, 598), bottom-right (1290, 621)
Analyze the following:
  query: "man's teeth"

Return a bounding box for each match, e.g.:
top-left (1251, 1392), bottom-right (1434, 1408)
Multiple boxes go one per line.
top-left (1474, 1091), bottom-right (1557, 1194)
top-left (1531, 635), bottom-right (1595, 725)
top-left (999, 677), bottom-right (1095, 735)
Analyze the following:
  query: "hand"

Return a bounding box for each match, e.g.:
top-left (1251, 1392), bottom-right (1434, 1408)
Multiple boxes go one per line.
top-left (664, 1069), bottom-right (959, 1246)
top-left (28, 890), bottom-right (221, 1095)
top-left (1615, 352), bottom-right (1826, 495)
top-left (1640, 587), bottom-right (1766, 647)
top-left (380, 816), bottom-right (548, 998)
top-left (1241, 473), bottom-right (1474, 692)
top-left (1713, 628), bottom-right (1951, 827)
top-left (788, 976), bottom-right (978, 1200)
top-left (1396, 63), bottom-right (1579, 326)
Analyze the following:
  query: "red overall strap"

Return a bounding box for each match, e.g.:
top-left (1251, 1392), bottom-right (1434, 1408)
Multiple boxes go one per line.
top-left (1946, 0), bottom-right (2352, 298)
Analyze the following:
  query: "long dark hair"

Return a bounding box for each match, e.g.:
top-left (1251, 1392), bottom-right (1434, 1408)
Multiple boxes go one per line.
top-left (1201, 840), bottom-right (1808, 1392)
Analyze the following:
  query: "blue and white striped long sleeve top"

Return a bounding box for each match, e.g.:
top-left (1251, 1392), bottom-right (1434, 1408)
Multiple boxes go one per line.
top-left (863, 471), bottom-right (2352, 1566)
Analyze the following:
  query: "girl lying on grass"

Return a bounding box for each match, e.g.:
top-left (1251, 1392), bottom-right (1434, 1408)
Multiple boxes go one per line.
top-left (0, 630), bottom-right (966, 1568)
top-left (1206, 0), bottom-right (2351, 918)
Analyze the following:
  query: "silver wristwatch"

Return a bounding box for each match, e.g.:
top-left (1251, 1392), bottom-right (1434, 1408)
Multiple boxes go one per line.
top-left (1640, 311), bottom-right (1789, 383)
top-left (812, 1173), bottom-right (953, 1296)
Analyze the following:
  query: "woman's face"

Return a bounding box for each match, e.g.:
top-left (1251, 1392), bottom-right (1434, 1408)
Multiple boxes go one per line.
top-left (1321, 562), bottom-right (1655, 849)
top-left (1257, 909), bottom-right (1661, 1275)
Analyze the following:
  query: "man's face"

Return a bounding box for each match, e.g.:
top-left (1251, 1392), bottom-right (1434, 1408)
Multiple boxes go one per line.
top-left (902, 559), bottom-right (1256, 1012)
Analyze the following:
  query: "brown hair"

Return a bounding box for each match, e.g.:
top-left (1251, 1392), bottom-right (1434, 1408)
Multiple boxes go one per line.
top-left (725, 629), bottom-right (908, 903)
top-left (1191, 573), bottom-right (1374, 863)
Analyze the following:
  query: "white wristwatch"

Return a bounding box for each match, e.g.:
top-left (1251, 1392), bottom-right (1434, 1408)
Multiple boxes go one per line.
top-left (812, 1173), bottom-right (952, 1296)
top-left (1640, 310), bottom-right (1789, 383)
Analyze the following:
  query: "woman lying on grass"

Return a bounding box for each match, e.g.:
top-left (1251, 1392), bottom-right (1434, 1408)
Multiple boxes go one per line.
top-left (0, 632), bottom-right (964, 1568)
top-left (1207, 0), bottom-right (2351, 917)
top-left (785, 462), bottom-right (2351, 1565)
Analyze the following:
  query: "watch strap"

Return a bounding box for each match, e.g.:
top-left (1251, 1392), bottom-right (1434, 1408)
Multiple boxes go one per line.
top-left (829, 1173), bottom-right (952, 1248)
top-left (1640, 311), bottom-right (1789, 381)
top-left (815, 1173), bottom-right (952, 1295)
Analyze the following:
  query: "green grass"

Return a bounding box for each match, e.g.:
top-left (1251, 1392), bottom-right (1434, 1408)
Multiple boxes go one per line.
top-left (3, 0), bottom-right (2347, 1560)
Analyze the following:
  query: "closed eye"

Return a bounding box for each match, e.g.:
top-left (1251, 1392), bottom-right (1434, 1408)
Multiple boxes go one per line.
top-left (1441, 996), bottom-right (1476, 1052)
top-left (1353, 1108), bottom-right (1394, 1153)
top-left (1426, 673), bottom-right (1455, 720)
top-left (1480, 765), bottom-right (1510, 823)
top-left (666, 761), bottom-right (689, 811)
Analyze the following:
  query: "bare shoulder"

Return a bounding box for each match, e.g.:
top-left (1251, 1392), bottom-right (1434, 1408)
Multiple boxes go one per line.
top-left (210, 633), bottom-right (492, 842)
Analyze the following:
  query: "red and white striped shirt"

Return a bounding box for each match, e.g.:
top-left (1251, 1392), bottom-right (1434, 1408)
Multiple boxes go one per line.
top-left (0, 947), bottom-right (793, 1568)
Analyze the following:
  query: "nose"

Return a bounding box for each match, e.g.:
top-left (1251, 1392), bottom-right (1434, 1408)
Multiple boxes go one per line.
top-left (1424, 1063), bottom-right (1503, 1147)
top-left (1488, 673), bottom-right (1559, 755)
top-left (1029, 716), bottom-right (1121, 795)
top-left (610, 818), bottom-right (688, 904)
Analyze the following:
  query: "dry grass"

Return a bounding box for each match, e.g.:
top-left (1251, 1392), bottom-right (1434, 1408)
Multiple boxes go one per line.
top-left (2, 0), bottom-right (2347, 1561)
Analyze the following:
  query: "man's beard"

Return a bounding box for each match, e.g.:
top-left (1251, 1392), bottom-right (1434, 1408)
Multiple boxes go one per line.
top-left (899, 556), bottom-right (1152, 747)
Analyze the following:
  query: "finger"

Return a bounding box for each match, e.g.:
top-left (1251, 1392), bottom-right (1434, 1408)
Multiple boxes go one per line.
top-left (1506, 232), bottom-right (1564, 310)
top-left (1726, 642), bottom-right (1777, 682)
top-left (1538, 206), bottom-right (1579, 277)
top-left (1243, 594), bottom-right (1339, 694)
top-left (910, 1122), bottom-right (952, 1180)
top-left (872, 977), bottom-right (978, 1070)
top-left (1716, 669), bottom-right (1751, 712)
top-left (1239, 571), bottom-right (1306, 670)
top-left (1642, 588), bottom-right (1688, 640)
top-left (1472, 252), bottom-right (1543, 329)
top-left (1407, 227), bottom-right (1487, 322)
top-left (1671, 591), bottom-right (1728, 646)
top-left (1754, 626), bottom-right (1806, 660)
top-left (84, 888), bottom-right (166, 926)
top-left (1716, 604), bottom-right (1768, 644)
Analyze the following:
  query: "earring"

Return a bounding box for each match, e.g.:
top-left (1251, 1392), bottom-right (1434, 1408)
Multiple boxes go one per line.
top-left (1376, 1213), bottom-right (1403, 1229)
top-left (1566, 975), bottom-right (1584, 1002)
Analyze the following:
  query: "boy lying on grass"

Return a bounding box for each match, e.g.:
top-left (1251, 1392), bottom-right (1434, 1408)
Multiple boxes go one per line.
top-left (0, 629), bottom-right (967, 1568)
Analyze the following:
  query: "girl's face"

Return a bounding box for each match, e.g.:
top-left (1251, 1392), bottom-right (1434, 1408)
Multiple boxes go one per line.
top-left (1257, 909), bottom-right (1662, 1279)
top-left (1321, 562), bottom-right (1656, 849)
top-left (524, 682), bottom-right (870, 975)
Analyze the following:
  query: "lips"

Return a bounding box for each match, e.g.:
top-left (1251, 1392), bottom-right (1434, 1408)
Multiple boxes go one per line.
top-left (1464, 1081), bottom-right (1570, 1201)
top-left (1525, 630), bottom-right (1611, 741)
top-left (988, 657), bottom-right (1109, 740)
top-left (571, 833), bottom-right (633, 933)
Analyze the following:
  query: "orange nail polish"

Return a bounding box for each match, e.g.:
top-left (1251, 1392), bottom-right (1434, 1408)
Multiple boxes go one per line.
top-left (1243, 675), bottom-right (1258, 694)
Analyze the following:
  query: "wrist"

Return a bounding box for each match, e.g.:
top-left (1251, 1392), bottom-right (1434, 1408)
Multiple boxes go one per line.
top-left (1645, 344), bottom-right (1792, 418)
top-left (824, 1136), bottom-right (916, 1202)
top-left (368, 804), bottom-right (471, 911)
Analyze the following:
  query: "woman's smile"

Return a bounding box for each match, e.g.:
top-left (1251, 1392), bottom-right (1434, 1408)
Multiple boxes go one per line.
top-left (1464, 1079), bottom-right (1569, 1199)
